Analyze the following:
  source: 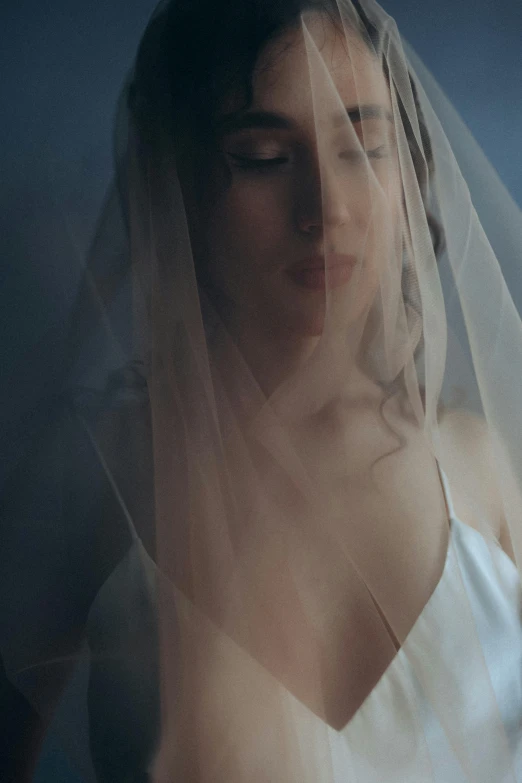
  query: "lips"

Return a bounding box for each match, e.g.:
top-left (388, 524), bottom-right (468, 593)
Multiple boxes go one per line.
top-left (286, 254), bottom-right (357, 290)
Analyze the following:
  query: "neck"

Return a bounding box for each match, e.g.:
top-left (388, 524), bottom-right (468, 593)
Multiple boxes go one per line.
top-left (234, 325), bottom-right (320, 398)
top-left (228, 324), bottom-right (385, 417)
top-left (209, 297), bottom-right (385, 411)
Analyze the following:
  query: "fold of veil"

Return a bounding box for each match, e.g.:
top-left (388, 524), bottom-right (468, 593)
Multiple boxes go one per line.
top-left (3, 0), bottom-right (522, 781)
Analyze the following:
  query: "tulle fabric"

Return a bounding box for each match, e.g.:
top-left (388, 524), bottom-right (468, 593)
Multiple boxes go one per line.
top-left (3, 0), bottom-right (522, 780)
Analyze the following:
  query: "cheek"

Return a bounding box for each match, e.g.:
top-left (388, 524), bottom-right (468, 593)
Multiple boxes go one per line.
top-left (340, 165), bottom-right (403, 315)
top-left (208, 180), bottom-right (291, 263)
top-left (231, 179), bottom-right (290, 227)
top-left (365, 160), bottom-right (402, 241)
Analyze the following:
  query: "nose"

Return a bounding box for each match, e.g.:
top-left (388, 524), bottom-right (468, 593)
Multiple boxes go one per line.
top-left (295, 159), bottom-right (351, 234)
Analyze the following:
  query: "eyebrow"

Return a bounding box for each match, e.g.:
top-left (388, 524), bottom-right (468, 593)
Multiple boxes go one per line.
top-left (340, 104), bottom-right (394, 126)
top-left (218, 104), bottom-right (394, 134)
top-left (218, 111), bottom-right (295, 133)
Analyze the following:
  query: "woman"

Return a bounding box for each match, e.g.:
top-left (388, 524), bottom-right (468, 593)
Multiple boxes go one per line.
top-left (3, 0), bottom-right (522, 780)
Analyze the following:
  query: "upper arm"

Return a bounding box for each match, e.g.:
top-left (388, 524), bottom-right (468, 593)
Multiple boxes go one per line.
top-left (438, 408), bottom-right (516, 560)
top-left (438, 410), bottom-right (501, 538)
top-left (0, 384), bottom-right (156, 778)
top-left (0, 397), bottom-right (137, 729)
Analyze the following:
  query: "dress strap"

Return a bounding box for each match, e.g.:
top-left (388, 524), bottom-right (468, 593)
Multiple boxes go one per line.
top-left (437, 461), bottom-right (457, 522)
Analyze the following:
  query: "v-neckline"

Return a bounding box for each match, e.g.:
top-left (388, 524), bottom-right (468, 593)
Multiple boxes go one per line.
top-left (283, 515), bottom-right (456, 734)
top-left (280, 462), bottom-right (457, 733)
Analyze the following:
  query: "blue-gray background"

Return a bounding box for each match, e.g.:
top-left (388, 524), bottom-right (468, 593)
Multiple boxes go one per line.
top-left (1, 0), bottom-right (521, 779)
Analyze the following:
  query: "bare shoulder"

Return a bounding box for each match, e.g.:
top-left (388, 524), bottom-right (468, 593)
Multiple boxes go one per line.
top-left (438, 408), bottom-right (514, 558)
top-left (438, 409), bottom-right (502, 537)
top-left (438, 408), bottom-right (494, 469)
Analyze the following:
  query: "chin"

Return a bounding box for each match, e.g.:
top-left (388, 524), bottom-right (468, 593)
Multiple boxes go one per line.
top-left (279, 307), bottom-right (326, 339)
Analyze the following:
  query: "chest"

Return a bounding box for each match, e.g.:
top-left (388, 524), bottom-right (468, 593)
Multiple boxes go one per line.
top-left (238, 411), bottom-right (450, 729)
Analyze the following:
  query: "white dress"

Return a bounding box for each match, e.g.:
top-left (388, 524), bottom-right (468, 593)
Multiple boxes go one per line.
top-left (24, 409), bottom-right (522, 782)
top-left (6, 396), bottom-right (522, 782)
top-left (284, 470), bottom-right (522, 782)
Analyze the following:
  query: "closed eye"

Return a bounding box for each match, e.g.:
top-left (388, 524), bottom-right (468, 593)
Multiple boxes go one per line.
top-left (366, 145), bottom-right (389, 159)
top-left (227, 153), bottom-right (290, 169)
top-left (339, 145), bottom-right (389, 162)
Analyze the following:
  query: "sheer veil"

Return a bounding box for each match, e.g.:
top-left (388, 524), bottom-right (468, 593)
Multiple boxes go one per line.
top-left (3, 0), bottom-right (522, 780)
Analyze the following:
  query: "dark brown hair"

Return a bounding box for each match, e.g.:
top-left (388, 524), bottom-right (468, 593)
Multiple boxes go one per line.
top-left (129, 0), bottom-right (442, 258)
top-left (127, 0), bottom-right (441, 450)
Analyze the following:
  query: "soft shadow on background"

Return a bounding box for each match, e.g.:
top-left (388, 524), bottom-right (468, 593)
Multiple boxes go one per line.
top-left (1, 0), bottom-right (521, 780)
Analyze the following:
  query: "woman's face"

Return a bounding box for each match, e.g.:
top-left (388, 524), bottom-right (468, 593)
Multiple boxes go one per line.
top-left (197, 14), bottom-right (401, 340)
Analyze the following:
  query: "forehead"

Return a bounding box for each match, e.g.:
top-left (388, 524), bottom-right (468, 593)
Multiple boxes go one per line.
top-left (251, 14), bottom-right (390, 123)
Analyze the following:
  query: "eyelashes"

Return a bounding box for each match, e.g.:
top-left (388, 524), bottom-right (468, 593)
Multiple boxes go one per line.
top-left (340, 144), bottom-right (389, 162)
top-left (227, 145), bottom-right (390, 171)
top-left (227, 153), bottom-right (290, 170)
